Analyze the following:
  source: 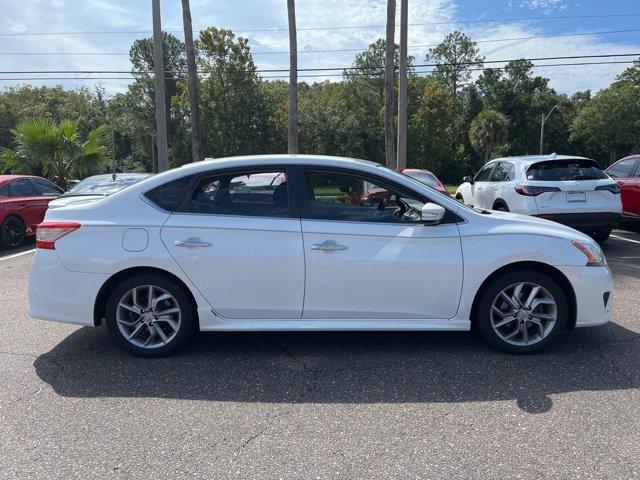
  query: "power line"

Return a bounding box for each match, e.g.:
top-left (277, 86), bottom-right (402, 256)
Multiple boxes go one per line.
top-left (0, 59), bottom-right (636, 82)
top-left (2, 12), bottom-right (640, 37)
top-left (6, 26), bottom-right (637, 57)
top-left (0, 52), bottom-right (637, 75)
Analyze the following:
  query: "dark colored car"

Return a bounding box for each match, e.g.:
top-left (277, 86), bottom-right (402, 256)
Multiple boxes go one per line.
top-left (606, 155), bottom-right (640, 224)
top-left (0, 175), bottom-right (64, 249)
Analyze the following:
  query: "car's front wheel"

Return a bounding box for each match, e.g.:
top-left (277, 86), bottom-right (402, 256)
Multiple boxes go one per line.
top-left (476, 270), bottom-right (568, 354)
top-left (105, 274), bottom-right (197, 357)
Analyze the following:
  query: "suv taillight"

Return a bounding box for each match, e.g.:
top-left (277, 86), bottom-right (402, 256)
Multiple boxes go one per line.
top-left (35, 222), bottom-right (81, 249)
top-left (514, 185), bottom-right (561, 196)
top-left (595, 183), bottom-right (621, 194)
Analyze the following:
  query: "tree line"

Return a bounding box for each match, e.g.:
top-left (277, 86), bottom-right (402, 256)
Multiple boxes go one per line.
top-left (1, 28), bottom-right (640, 185)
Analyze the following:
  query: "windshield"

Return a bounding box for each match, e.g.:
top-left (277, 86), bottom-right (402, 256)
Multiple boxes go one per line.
top-left (63, 174), bottom-right (150, 196)
top-left (526, 159), bottom-right (607, 181)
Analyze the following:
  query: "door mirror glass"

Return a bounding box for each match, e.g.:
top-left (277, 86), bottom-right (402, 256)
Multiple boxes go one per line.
top-left (421, 202), bottom-right (446, 224)
top-left (463, 175), bottom-right (474, 184)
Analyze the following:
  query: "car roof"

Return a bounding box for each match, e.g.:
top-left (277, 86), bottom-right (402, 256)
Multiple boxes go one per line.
top-left (195, 154), bottom-right (381, 170)
top-left (0, 174), bottom-right (37, 183)
top-left (487, 154), bottom-right (594, 169)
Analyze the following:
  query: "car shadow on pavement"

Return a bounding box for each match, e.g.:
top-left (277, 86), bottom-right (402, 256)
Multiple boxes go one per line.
top-left (34, 322), bottom-right (639, 414)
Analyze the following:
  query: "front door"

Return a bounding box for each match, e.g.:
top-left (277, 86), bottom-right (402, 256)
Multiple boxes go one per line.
top-left (161, 167), bottom-right (305, 319)
top-left (472, 163), bottom-right (497, 209)
top-left (299, 168), bottom-right (463, 320)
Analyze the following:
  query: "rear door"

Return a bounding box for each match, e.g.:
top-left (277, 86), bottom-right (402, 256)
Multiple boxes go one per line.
top-left (526, 159), bottom-right (617, 214)
top-left (160, 167), bottom-right (305, 319)
top-left (298, 167), bottom-right (463, 320)
top-left (7, 178), bottom-right (44, 234)
top-left (625, 162), bottom-right (640, 218)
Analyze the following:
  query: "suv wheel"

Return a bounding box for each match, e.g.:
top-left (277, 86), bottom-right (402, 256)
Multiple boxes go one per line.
top-left (476, 270), bottom-right (568, 354)
top-left (105, 274), bottom-right (197, 357)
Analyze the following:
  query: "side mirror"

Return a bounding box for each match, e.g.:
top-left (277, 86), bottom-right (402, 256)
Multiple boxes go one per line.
top-left (463, 175), bottom-right (474, 184)
top-left (421, 202), bottom-right (446, 225)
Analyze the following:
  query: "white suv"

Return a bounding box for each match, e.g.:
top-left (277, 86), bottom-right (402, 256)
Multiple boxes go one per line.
top-left (455, 155), bottom-right (622, 242)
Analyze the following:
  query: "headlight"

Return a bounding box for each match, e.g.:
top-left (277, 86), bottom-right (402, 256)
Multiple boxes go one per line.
top-left (571, 240), bottom-right (606, 267)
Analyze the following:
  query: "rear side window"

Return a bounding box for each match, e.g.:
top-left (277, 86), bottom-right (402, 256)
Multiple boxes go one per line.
top-left (9, 178), bottom-right (37, 196)
top-left (179, 170), bottom-right (290, 218)
top-left (31, 178), bottom-right (63, 196)
top-left (144, 176), bottom-right (192, 212)
top-left (607, 158), bottom-right (637, 179)
top-left (527, 159), bottom-right (607, 181)
top-left (490, 162), bottom-right (513, 182)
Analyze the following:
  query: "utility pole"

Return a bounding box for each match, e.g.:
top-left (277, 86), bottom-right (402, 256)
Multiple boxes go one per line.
top-left (383, 0), bottom-right (396, 169)
top-left (396, 0), bottom-right (408, 170)
top-left (287, 0), bottom-right (299, 154)
top-left (181, 0), bottom-right (203, 162)
top-left (111, 129), bottom-right (116, 180)
top-left (539, 104), bottom-right (558, 155)
top-left (152, 0), bottom-right (169, 172)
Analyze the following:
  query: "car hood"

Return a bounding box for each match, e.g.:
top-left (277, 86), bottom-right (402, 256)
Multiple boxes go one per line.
top-left (48, 196), bottom-right (106, 209)
top-left (477, 209), bottom-right (594, 243)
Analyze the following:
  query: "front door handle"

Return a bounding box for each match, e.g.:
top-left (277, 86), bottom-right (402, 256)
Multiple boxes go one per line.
top-left (311, 241), bottom-right (348, 252)
top-left (174, 239), bottom-right (213, 248)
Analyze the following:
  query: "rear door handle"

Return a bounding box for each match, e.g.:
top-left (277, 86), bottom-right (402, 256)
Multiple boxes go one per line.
top-left (311, 241), bottom-right (348, 252)
top-left (174, 239), bottom-right (213, 248)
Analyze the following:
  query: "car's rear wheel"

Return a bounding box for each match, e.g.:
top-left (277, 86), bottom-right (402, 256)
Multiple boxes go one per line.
top-left (0, 215), bottom-right (25, 250)
top-left (590, 229), bottom-right (611, 244)
top-left (476, 270), bottom-right (568, 354)
top-left (105, 274), bottom-right (197, 357)
top-left (494, 203), bottom-right (509, 212)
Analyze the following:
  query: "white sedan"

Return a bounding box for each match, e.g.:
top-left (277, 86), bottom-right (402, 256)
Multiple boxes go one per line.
top-left (29, 155), bottom-right (613, 356)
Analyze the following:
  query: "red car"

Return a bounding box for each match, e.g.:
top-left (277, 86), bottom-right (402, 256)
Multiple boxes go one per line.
top-left (399, 168), bottom-right (449, 195)
top-left (606, 155), bottom-right (640, 224)
top-left (0, 175), bottom-right (64, 249)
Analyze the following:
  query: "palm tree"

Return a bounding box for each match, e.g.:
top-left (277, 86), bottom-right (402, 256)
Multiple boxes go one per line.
top-left (384, 0), bottom-right (396, 168)
top-left (181, 0), bottom-right (203, 162)
top-left (287, 0), bottom-right (299, 154)
top-left (469, 109), bottom-right (509, 164)
top-left (0, 118), bottom-right (110, 186)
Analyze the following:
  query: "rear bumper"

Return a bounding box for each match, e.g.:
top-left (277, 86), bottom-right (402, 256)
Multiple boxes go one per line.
top-left (29, 249), bottom-right (107, 327)
top-left (556, 265), bottom-right (613, 327)
top-left (535, 212), bottom-right (621, 231)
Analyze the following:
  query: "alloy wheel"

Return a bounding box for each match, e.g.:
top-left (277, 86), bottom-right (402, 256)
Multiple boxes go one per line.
top-left (490, 282), bottom-right (557, 347)
top-left (4, 218), bottom-right (25, 248)
top-left (116, 285), bottom-right (182, 349)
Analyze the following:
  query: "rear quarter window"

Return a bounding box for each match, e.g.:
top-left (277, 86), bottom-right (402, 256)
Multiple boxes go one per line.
top-left (144, 176), bottom-right (192, 212)
top-left (527, 160), bottom-right (607, 181)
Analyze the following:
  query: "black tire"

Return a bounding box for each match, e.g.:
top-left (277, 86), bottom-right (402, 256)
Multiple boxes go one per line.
top-left (475, 270), bottom-right (568, 354)
top-left (455, 194), bottom-right (464, 203)
top-left (493, 202), bottom-right (509, 212)
top-left (105, 273), bottom-right (197, 357)
top-left (590, 230), bottom-right (611, 244)
top-left (0, 215), bottom-right (26, 250)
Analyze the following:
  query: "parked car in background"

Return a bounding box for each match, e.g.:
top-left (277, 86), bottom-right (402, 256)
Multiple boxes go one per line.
top-left (48, 173), bottom-right (152, 209)
top-left (606, 155), bottom-right (640, 225)
top-left (455, 155), bottom-right (622, 242)
top-left (30, 155), bottom-right (612, 357)
top-left (0, 175), bottom-right (63, 249)
top-left (399, 168), bottom-right (449, 195)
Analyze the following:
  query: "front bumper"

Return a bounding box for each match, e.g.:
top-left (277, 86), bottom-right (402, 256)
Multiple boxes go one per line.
top-left (535, 212), bottom-right (621, 231)
top-left (29, 249), bottom-right (108, 327)
top-left (556, 265), bottom-right (613, 327)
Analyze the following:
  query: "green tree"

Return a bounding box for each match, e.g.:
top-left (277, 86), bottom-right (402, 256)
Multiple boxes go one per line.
top-left (570, 83), bottom-right (640, 163)
top-left (427, 31), bottom-right (484, 101)
top-left (614, 58), bottom-right (640, 87)
top-left (0, 118), bottom-right (110, 185)
top-left (468, 109), bottom-right (509, 163)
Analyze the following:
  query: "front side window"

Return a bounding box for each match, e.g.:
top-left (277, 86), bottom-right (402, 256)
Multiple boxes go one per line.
top-left (474, 164), bottom-right (495, 182)
top-left (607, 158), bottom-right (637, 179)
top-left (181, 170), bottom-right (289, 218)
top-left (304, 170), bottom-right (425, 223)
top-left (0, 184), bottom-right (8, 197)
top-left (9, 178), bottom-right (37, 197)
top-left (527, 159), bottom-right (608, 181)
top-left (31, 178), bottom-right (63, 196)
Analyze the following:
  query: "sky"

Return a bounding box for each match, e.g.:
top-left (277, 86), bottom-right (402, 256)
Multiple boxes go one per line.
top-left (0, 0), bottom-right (639, 96)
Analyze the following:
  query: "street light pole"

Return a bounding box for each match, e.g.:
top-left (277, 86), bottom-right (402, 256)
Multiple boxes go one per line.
top-left (152, 0), bottom-right (169, 172)
top-left (539, 104), bottom-right (558, 155)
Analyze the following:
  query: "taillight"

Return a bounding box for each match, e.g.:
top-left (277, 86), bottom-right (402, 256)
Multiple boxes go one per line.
top-left (595, 183), bottom-right (621, 194)
top-left (514, 185), bottom-right (561, 196)
top-left (35, 222), bottom-right (81, 249)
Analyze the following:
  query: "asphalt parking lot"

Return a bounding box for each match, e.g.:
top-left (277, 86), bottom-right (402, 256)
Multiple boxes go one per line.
top-left (1, 230), bottom-right (639, 479)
